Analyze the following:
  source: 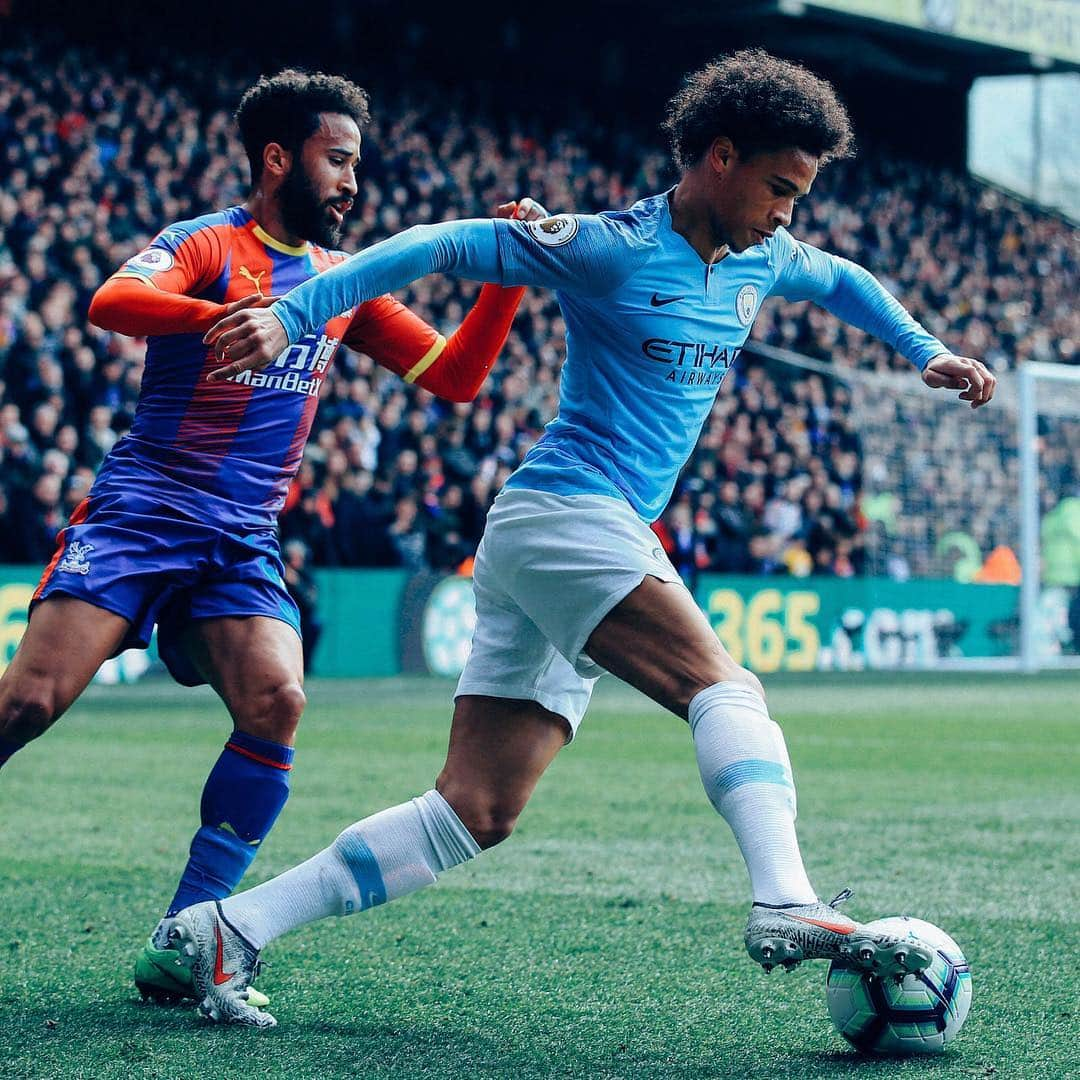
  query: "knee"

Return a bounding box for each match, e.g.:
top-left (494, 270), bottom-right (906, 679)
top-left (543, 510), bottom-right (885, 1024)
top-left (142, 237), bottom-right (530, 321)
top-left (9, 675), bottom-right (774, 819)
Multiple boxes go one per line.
top-left (680, 665), bottom-right (767, 717)
top-left (458, 800), bottom-right (520, 850)
top-left (436, 777), bottom-right (522, 850)
top-left (0, 681), bottom-right (58, 742)
top-left (234, 680), bottom-right (306, 744)
top-left (728, 666), bottom-right (767, 703)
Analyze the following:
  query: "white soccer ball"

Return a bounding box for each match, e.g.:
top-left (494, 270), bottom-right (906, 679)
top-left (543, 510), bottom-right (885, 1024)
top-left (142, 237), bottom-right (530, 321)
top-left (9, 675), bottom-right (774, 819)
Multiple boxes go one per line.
top-left (826, 917), bottom-right (972, 1055)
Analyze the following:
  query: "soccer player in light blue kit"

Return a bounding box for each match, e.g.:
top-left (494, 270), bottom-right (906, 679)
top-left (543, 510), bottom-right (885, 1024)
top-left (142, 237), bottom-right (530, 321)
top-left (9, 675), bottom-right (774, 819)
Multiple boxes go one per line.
top-left (173, 51), bottom-right (996, 1027)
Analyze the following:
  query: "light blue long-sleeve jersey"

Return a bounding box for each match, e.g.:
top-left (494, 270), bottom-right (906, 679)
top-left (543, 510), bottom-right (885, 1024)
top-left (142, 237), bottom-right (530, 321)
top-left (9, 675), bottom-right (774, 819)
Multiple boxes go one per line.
top-left (273, 191), bottom-right (946, 522)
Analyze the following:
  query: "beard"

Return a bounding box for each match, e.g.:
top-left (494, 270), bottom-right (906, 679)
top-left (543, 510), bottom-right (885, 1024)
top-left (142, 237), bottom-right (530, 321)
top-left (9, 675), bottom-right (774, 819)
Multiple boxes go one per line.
top-left (279, 166), bottom-right (345, 248)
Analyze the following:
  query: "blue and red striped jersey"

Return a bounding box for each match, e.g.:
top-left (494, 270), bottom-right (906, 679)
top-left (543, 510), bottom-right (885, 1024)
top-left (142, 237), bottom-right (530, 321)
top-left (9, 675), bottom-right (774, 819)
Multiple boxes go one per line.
top-left (95, 206), bottom-right (453, 531)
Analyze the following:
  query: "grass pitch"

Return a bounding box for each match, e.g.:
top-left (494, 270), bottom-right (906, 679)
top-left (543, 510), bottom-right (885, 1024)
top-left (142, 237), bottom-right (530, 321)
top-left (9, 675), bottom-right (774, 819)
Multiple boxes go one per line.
top-left (1, 672), bottom-right (1077, 1079)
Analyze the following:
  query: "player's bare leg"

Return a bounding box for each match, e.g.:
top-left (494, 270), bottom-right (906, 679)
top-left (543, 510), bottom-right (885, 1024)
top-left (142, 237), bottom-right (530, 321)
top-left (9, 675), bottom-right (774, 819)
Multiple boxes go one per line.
top-left (185, 615), bottom-right (306, 746)
top-left (584, 574), bottom-right (758, 718)
top-left (436, 694), bottom-right (569, 848)
top-left (170, 694), bottom-right (567, 1025)
top-left (584, 575), bottom-right (932, 978)
top-left (136, 616), bottom-right (305, 1003)
top-left (0, 596), bottom-right (130, 760)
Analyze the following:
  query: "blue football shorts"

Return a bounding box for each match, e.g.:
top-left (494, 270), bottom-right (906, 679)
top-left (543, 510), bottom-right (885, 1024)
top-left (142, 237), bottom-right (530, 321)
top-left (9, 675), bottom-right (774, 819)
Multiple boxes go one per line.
top-left (32, 490), bottom-right (301, 686)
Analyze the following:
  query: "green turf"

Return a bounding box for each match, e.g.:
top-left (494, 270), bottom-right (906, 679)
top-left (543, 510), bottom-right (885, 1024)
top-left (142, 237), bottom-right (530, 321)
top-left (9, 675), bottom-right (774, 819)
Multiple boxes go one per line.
top-left (1, 673), bottom-right (1078, 1079)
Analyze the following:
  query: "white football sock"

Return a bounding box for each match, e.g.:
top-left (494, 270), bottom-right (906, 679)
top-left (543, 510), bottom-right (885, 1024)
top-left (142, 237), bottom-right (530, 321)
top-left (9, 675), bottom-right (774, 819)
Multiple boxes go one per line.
top-left (689, 682), bottom-right (817, 907)
top-left (218, 789), bottom-right (480, 949)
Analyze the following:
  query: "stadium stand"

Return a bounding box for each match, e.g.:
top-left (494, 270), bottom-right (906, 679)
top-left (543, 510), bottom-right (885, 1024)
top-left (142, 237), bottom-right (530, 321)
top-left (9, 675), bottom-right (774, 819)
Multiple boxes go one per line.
top-left (1, 39), bottom-right (1076, 578)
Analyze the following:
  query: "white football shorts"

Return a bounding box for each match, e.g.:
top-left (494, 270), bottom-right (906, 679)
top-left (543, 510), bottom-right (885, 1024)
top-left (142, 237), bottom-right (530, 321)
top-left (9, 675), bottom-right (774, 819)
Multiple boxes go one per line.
top-left (455, 488), bottom-right (684, 738)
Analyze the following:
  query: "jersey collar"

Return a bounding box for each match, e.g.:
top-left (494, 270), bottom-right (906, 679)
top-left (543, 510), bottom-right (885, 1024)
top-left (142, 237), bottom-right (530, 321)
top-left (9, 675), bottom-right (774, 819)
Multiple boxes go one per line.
top-left (251, 221), bottom-right (310, 256)
top-left (661, 187), bottom-right (729, 268)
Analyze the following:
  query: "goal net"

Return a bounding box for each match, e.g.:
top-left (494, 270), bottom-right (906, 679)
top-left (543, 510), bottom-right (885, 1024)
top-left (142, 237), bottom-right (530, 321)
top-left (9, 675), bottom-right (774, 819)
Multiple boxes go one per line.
top-left (744, 345), bottom-right (1080, 671)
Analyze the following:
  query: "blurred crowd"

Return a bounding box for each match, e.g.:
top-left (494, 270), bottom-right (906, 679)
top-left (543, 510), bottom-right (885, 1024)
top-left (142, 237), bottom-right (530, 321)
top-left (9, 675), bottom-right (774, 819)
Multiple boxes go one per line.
top-left (1, 39), bottom-right (1077, 580)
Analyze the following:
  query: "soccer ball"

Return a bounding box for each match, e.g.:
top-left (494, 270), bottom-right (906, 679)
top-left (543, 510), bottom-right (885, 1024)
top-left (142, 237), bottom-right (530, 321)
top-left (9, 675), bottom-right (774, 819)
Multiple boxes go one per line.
top-left (826, 917), bottom-right (972, 1055)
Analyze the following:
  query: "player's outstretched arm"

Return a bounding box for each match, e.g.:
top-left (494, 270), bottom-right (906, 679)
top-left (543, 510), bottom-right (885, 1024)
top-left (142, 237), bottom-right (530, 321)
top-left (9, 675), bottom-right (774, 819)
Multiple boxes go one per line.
top-left (92, 220), bottom-right (275, 337)
top-left (774, 238), bottom-right (995, 408)
top-left (203, 204), bottom-right (634, 381)
top-left (348, 200), bottom-right (546, 403)
top-left (203, 218), bottom-right (510, 381)
top-left (89, 279), bottom-right (274, 338)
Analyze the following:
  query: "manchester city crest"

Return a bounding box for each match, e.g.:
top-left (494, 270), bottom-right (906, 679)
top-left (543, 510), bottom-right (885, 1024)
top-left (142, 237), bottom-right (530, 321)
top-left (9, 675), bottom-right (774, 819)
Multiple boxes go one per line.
top-left (735, 284), bottom-right (759, 327)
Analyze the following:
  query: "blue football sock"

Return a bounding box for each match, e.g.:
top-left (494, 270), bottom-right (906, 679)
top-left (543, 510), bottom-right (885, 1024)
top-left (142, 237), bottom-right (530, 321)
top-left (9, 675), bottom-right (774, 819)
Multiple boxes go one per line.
top-left (165, 730), bottom-right (294, 918)
top-left (0, 736), bottom-right (25, 769)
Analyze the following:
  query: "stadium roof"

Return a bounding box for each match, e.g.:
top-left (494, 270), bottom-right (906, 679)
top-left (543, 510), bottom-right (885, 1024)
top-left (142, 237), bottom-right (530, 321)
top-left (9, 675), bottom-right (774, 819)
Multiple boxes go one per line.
top-left (13, 0), bottom-right (1076, 81)
top-left (586, 0), bottom-right (1080, 78)
top-left (801, 0), bottom-right (1079, 68)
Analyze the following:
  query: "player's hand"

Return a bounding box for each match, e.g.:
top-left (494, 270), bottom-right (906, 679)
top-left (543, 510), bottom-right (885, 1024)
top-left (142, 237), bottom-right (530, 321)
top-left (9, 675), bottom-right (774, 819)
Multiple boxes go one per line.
top-left (495, 197), bottom-right (549, 222)
top-left (203, 307), bottom-right (289, 382)
top-left (922, 353), bottom-right (996, 409)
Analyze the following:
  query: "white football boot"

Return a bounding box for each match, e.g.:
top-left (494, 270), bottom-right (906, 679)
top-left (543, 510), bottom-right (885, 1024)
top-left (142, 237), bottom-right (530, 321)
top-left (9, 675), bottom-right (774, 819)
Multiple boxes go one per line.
top-left (745, 889), bottom-right (935, 976)
top-left (168, 901), bottom-right (276, 1028)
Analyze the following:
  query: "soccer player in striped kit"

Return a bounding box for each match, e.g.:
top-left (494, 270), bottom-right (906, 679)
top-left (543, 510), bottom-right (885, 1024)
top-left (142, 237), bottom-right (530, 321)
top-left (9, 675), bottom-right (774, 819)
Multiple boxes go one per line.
top-left (0, 68), bottom-right (544, 1003)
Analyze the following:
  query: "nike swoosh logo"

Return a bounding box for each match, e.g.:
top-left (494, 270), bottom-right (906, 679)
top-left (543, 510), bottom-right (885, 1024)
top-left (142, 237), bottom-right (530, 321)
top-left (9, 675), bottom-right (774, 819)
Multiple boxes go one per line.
top-left (213, 923), bottom-right (237, 985)
top-left (785, 914), bottom-right (855, 935)
top-left (650, 293), bottom-right (684, 307)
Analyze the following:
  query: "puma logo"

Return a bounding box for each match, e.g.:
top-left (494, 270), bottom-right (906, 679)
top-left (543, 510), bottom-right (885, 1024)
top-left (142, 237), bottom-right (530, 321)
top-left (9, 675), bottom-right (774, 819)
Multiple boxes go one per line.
top-left (237, 266), bottom-right (266, 295)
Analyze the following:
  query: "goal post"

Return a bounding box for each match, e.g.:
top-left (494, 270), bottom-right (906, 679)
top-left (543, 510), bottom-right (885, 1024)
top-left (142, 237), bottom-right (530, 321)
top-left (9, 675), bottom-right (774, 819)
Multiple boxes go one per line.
top-left (1019, 361), bottom-right (1080, 671)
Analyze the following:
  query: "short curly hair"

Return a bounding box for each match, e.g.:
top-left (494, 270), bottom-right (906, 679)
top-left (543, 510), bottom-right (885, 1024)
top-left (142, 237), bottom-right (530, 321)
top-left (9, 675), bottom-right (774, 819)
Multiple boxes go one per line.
top-left (236, 69), bottom-right (371, 183)
top-left (663, 49), bottom-right (854, 171)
